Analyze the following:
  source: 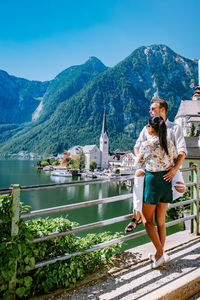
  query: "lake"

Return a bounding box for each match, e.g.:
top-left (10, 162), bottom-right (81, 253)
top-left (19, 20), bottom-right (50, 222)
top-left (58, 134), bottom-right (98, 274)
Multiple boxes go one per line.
top-left (0, 159), bottom-right (183, 251)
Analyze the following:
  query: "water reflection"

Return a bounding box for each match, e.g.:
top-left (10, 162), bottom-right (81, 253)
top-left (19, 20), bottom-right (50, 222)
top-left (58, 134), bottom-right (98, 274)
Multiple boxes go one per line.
top-left (50, 175), bottom-right (70, 184)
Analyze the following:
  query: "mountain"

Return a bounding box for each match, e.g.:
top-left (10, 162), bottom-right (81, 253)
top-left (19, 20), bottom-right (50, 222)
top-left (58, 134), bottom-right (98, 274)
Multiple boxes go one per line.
top-left (0, 70), bottom-right (49, 124)
top-left (0, 57), bottom-right (107, 148)
top-left (0, 45), bottom-right (198, 156)
top-left (36, 56), bottom-right (108, 122)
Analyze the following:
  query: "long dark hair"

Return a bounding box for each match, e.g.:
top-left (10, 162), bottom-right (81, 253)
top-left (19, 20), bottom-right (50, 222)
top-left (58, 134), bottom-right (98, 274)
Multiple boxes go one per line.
top-left (148, 116), bottom-right (169, 155)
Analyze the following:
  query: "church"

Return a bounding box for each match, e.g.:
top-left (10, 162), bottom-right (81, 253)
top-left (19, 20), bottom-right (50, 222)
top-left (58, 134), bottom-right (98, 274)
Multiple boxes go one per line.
top-left (68, 110), bottom-right (109, 170)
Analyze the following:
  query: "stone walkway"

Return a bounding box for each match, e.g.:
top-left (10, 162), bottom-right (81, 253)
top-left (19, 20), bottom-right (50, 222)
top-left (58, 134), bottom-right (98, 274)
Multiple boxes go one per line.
top-left (32, 231), bottom-right (200, 300)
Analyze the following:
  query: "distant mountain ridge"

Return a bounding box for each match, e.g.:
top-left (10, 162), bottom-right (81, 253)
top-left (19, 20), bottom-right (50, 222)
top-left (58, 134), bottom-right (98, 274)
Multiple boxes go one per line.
top-left (0, 44), bottom-right (198, 156)
top-left (0, 70), bottom-right (49, 124)
top-left (38, 56), bottom-right (107, 122)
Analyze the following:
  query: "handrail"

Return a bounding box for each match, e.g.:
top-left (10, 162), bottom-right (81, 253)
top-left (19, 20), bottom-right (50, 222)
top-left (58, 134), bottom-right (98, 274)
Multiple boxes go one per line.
top-left (21, 193), bottom-right (133, 219)
top-left (1, 175), bottom-right (134, 193)
top-left (31, 214), bottom-right (196, 270)
top-left (0, 164), bottom-right (199, 297)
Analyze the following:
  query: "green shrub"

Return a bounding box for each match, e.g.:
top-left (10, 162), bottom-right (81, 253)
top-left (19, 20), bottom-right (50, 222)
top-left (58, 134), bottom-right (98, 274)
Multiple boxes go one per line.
top-left (40, 161), bottom-right (49, 166)
top-left (49, 158), bottom-right (56, 165)
top-left (0, 195), bottom-right (122, 299)
top-left (89, 160), bottom-right (97, 171)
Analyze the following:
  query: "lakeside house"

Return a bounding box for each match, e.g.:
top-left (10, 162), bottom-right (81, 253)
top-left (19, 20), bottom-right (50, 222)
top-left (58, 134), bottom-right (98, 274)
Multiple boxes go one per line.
top-left (174, 85), bottom-right (200, 136)
top-left (121, 151), bottom-right (136, 171)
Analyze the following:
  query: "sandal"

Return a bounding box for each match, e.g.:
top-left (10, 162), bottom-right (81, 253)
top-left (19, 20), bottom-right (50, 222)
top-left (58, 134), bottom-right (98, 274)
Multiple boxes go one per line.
top-left (125, 217), bottom-right (142, 233)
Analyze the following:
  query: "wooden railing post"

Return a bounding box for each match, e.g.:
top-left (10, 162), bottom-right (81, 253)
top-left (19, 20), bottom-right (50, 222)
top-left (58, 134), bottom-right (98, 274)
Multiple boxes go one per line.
top-left (195, 165), bottom-right (200, 235)
top-left (9, 184), bottom-right (21, 300)
top-left (191, 166), bottom-right (195, 233)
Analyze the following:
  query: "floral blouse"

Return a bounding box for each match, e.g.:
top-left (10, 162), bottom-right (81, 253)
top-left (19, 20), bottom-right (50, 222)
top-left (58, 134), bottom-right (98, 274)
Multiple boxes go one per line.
top-left (134, 136), bottom-right (177, 172)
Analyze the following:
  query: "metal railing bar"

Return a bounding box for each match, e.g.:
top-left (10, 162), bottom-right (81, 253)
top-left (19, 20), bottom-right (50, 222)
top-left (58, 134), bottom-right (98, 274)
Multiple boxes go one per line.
top-left (33, 213), bottom-right (133, 243)
top-left (0, 166), bottom-right (195, 195)
top-left (0, 176), bottom-right (133, 194)
top-left (1, 197), bottom-right (196, 226)
top-left (168, 199), bottom-right (195, 208)
top-left (181, 167), bottom-right (196, 172)
top-left (0, 179), bottom-right (194, 195)
top-left (21, 193), bottom-right (133, 219)
top-left (31, 229), bottom-right (147, 270)
top-left (30, 214), bottom-right (196, 270)
top-left (32, 207), bottom-right (196, 244)
top-left (185, 182), bottom-right (195, 188)
top-left (19, 176), bottom-right (134, 192)
top-left (0, 188), bottom-right (11, 195)
top-left (165, 214), bottom-right (195, 227)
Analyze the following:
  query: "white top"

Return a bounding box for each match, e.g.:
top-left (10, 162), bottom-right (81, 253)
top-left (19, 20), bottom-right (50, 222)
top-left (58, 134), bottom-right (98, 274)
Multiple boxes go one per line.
top-left (134, 119), bottom-right (187, 155)
top-left (134, 136), bottom-right (177, 172)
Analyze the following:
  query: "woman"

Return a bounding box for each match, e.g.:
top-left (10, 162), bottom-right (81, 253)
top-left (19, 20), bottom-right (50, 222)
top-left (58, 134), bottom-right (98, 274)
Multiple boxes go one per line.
top-left (134, 116), bottom-right (177, 269)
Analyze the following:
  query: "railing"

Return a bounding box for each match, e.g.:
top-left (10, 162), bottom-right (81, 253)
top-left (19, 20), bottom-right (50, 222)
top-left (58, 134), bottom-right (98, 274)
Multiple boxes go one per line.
top-left (0, 166), bottom-right (199, 299)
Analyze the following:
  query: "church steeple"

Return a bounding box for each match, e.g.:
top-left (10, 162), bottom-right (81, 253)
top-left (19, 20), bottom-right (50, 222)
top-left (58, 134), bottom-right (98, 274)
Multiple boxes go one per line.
top-left (100, 109), bottom-right (109, 169)
top-left (101, 109), bottom-right (108, 135)
top-left (192, 59), bottom-right (200, 100)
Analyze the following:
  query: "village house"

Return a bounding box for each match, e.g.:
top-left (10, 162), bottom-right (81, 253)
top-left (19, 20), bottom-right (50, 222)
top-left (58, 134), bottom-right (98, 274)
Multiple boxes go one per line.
top-left (174, 85), bottom-right (200, 136)
top-left (59, 151), bottom-right (71, 166)
top-left (121, 151), bottom-right (136, 171)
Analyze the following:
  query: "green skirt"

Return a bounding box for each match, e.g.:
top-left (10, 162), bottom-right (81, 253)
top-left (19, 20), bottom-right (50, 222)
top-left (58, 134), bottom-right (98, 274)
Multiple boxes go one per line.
top-left (143, 170), bottom-right (172, 205)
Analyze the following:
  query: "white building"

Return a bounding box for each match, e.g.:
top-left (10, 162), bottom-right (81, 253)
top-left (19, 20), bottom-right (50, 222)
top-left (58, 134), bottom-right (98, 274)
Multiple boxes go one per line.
top-left (175, 60), bottom-right (200, 136)
top-left (175, 60), bottom-right (200, 182)
top-left (99, 110), bottom-right (109, 169)
top-left (174, 86), bottom-right (200, 136)
top-left (82, 145), bottom-right (100, 170)
top-left (121, 151), bottom-right (136, 170)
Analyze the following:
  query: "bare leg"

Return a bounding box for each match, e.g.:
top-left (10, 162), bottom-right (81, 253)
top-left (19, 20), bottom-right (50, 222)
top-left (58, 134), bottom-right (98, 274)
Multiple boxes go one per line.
top-left (142, 203), bottom-right (164, 260)
top-left (174, 182), bottom-right (185, 193)
top-left (172, 170), bottom-right (186, 200)
top-left (155, 203), bottom-right (168, 249)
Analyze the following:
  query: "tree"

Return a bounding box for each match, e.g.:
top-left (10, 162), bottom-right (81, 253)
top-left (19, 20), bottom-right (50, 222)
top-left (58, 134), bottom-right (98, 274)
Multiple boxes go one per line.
top-left (115, 168), bottom-right (120, 174)
top-left (189, 123), bottom-right (195, 137)
top-left (69, 159), bottom-right (79, 169)
top-left (89, 160), bottom-right (97, 171)
top-left (78, 150), bottom-right (85, 171)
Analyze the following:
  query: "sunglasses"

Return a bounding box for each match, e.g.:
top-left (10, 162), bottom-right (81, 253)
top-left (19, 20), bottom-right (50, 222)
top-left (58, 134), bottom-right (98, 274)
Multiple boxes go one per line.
top-left (149, 107), bottom-right (157, 111)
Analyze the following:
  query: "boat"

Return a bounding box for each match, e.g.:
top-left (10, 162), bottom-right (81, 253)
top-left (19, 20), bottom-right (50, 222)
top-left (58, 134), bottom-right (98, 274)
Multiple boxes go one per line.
top-left (43, 166), bottom-right (53, 171)
top-left (51, 170), bottom-right (72, 177)
top-left (85, 172), bottom-right (97, 178)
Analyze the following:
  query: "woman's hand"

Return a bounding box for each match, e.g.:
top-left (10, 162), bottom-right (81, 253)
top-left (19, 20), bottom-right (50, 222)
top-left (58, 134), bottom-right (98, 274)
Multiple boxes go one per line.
top-left (163, 166), bottom-right (178, 182)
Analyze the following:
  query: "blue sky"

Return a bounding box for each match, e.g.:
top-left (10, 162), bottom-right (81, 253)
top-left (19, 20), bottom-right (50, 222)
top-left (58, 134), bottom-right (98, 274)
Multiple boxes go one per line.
top-left (0, 0), bottom-right (199, 81)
